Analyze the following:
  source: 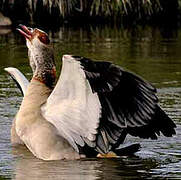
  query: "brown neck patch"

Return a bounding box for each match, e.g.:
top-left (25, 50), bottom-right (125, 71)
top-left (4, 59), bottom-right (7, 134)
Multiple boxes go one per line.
top-left (33, 67), bottom-right (56, 89)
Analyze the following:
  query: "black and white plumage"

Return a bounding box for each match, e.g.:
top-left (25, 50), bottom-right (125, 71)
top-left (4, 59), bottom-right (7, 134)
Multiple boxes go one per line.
top-left (6, 25), bottom-right (176, 159)
top-left (41, 55), bottom-right (176, 154)
top-left (5, 55), bottom-right (176, 157)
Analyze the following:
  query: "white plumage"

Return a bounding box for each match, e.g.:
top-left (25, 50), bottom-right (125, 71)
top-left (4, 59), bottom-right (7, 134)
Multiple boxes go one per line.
top-left (4, 67), bottom-right (29, 96)
top-left (41, 55), bottom-right (101, 152)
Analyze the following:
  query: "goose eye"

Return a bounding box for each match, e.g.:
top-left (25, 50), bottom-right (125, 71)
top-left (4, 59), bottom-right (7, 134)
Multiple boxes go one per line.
top-left (38, 35), bottom-right (50, 45)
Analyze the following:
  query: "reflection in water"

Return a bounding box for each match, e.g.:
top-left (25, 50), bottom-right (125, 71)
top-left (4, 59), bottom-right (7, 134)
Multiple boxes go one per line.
top-left (0, 27), bottom-right (11, 35)
top-left (51, 25), bottom-right (181, 86)
top-left (12, 146), bottom-right (101, 180)
top-left (12, 146), bottom-right (158, 180)
top-left (0, 25), bottom-right (181, 179)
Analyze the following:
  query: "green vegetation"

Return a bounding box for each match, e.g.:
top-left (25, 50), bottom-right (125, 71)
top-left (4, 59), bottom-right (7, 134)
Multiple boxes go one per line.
top-left (29, 0), bottom-right (161, 18)
top-left (0, 0), bottom-right (178, 25)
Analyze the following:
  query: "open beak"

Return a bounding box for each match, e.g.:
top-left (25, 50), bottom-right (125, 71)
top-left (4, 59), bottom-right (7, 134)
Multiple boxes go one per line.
top-left (17, 24), bottom-right (33, 40)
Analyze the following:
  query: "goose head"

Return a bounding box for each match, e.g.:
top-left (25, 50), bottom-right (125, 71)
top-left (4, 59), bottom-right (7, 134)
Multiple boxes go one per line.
top-left (17, 25), bottom-right (56, 88)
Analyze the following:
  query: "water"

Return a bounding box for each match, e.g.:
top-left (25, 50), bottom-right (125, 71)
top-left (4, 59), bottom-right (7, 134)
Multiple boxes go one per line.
top-left (0, 25), bottom-right (181, 179)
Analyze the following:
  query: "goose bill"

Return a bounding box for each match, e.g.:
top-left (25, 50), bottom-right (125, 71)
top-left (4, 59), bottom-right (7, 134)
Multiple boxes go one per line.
top-left (17, 25), bottom-right (33, 40)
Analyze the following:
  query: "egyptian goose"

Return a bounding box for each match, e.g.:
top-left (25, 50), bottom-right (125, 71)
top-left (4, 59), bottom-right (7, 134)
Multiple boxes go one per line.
top-left (6, 25), bottom-right (176, 160)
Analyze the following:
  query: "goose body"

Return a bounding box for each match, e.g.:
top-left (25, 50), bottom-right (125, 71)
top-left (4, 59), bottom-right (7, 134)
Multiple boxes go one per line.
top-left (5, 25), bottom-right (176, 160)
top-left (16, 79), bottom-right (82, 160)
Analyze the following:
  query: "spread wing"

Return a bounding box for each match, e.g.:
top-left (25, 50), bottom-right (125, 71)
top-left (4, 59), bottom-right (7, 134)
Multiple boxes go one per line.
top-left (41, 55), bottom-right (176, 154)
top-left (78, 56), bottom-right (176, 152)
top-left (4, 67), bottom-right (29, 96)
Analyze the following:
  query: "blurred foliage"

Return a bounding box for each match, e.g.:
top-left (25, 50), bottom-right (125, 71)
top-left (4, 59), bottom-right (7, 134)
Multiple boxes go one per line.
top-left (89, 0), bottom-right (161, 17)
top-left (31, 0), bottom-right (162, 18)
top-left (0, 0), bottom-right (165, 24)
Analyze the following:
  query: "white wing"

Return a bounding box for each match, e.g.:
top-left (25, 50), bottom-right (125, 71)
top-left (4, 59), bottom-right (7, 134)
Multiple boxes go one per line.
top-left (41, 55), bottom-right (101, 152)
top-left (4, 67), bottom-right (29, 96)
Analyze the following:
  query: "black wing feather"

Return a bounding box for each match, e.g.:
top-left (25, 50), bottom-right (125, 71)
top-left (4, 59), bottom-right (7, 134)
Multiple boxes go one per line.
top-left (75, 56), bottom-right (176, 153)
